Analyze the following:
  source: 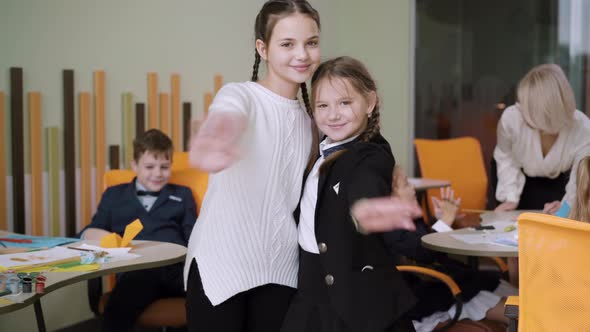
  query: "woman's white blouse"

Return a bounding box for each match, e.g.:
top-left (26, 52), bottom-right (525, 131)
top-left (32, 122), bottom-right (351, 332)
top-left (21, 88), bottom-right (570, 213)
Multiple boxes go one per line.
top-left (493, 105), bottom-right (590, 205)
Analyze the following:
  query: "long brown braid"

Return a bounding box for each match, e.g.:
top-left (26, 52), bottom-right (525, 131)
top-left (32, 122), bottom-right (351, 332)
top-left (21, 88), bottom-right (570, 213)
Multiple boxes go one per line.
top-left (251, 50), bottom-right (261, 82)
top-left (310, 56), bottom-right (382, 173)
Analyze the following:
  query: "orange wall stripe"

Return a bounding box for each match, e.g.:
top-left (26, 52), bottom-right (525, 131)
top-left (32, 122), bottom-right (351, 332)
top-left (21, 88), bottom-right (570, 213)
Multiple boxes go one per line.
top-left (122, 92), bottom-right (134, 168)
top-left (0, 92), bottom-right (6, 230)
top-left (29, 92), bottom-right (43, 235)
top-left (171, 74), bottom-right (181, 151)
top-left (160, 93), bottom-right (170, 137)
top-left (148, 72), bottom-right (158, 129)
top-left (204, 92), bottom-right (213, 117)
top-left (80, 92), bottom-right (92, 229)
top-left (94, 71), bottom-right (106, 207)
top-left (214, 74), bottom-right (223, 93)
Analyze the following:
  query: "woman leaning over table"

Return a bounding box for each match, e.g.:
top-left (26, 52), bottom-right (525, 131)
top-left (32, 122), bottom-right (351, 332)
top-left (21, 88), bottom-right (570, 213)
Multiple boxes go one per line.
top-left (493, 63), bottom-right (590, 215)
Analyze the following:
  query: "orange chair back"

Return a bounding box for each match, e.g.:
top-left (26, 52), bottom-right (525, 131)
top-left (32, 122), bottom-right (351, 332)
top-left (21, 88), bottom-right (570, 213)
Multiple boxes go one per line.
top-left (414, 137), bottom-right (488, 212)
top-left (171, 151), bottom-right (190, 171)
top-left (169, 168), bottom-right (208, 214)
top-left (103, 168), bottom-right (208, 214)
top-left (517, 212), bottom-right (590, 331)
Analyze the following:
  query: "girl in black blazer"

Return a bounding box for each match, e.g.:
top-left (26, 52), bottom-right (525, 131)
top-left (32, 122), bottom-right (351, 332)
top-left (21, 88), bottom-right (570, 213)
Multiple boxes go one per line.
top-left (281, 56), bottom-right (417, 332)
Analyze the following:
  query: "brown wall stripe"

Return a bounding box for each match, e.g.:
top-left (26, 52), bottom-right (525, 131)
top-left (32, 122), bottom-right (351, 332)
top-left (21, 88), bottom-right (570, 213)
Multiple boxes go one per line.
top-left (204, 92), bottom-right (213, 117)
top-left (148, 73), bottom-right (158, 129)
top-left (29, 92), bottom-right (43, 235)
top-left (10, 68), bottom-right (25, 234)
top-left (171, 74), bottom-right (181, 151)
top-left (183, 102), bottom-right (191, 151)
top-left (160, 93), bottom-right (170, 137)
top-left (109, 145), bottom-right (120, 170)
top-left (0, 92), bottom-right (6, 230)
top-left (214, 74), bottom-right (223, 93)
top-left (136, 102), bottom-right (146, 138)
top-left (63, 69), bottom-right (76, 237)
top-left (94, 71), bottom-right (106, 206)
top-left (79, 92), bottom-right (92, 229)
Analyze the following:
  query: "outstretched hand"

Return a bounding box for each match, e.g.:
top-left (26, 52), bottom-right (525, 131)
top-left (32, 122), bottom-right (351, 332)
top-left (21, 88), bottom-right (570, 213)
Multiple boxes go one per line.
top-left (432, 187), bottom-right (461, 226)
top-left (543, 200), bottom-right (561, 215)
top-left (351, 197), bottom-right (422, 233)
top-left (189, 112), bottom-right (247, 173)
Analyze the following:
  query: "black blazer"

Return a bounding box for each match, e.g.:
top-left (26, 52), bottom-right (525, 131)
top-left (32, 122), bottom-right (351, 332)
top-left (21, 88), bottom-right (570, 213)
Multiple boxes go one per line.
top-left (84, 179), bottom-right (197, 247)
top-left (312, 135), bottom-right (416, 331)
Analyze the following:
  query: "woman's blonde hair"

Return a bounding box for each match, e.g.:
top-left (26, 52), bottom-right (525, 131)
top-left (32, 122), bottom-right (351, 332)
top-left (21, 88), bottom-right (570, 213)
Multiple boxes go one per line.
top-left (517, 64), bottom-right (575, 134)
top-left (569, 156), bottom-right (590, 223)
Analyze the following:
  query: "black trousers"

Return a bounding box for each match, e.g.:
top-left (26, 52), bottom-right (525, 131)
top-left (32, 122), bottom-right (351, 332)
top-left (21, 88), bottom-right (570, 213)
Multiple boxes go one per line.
top-left (102, 262), bottom-right (186, 332)
top-left (186, 259), bottom-right (296, 332)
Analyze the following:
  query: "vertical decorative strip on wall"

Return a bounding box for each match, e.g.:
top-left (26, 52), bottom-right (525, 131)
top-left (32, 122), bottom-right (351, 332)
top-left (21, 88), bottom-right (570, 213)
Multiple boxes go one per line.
top-left (0, 92), bottom-right (6, 230)
top-left (79, 92), bottom-right (92, 229)
top-left (47, 127), bottom-right (61, 236)
top-left (29, 92), bottom-right (43, 235)
top-left (204, 93), bottom-right (213, 117)
top-left (122, 93), bottom-right (134, 168)
top-left (0, 92), bottom-right (5, 230)
top-left (109, 145), bottom-right (120, 170)
top-left (160, 93), bottom-right (170, 136)
top-left (214, 74), bottom-right (223, 93)
top-left (136, 103), bottom-right (146, 138)
top-left (183, 102), bottom-right (191, 151)
top-left (10, 68), bottom-right (25, 234)
top-left (147, 73), bottom-right (158, 129)
top-left (63, 69), bottom-right (76, 237)
top-left (94, 71), bottom-right (106, 206)
top-left (171, 74), bottom-right (181, 151)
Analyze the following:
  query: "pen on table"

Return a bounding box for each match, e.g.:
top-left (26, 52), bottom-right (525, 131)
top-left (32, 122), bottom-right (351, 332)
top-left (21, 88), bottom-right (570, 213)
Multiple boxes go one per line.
top-left (66, 246), bottom-right (95, 252)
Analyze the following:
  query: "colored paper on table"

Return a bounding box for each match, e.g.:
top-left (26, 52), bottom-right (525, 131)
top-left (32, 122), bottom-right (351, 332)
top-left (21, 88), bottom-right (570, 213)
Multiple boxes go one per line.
top-left (100, 219), bottom-right (143, 248)
top-left (121, 219), bottom-right (143, 247)
top-left (0, 234), bottom-right (79, 249)
top-left (0, 247), bottom-right (81, 271)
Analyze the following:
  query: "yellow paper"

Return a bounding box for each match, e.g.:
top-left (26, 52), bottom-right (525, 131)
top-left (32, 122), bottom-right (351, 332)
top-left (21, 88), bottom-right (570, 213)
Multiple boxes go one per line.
top-left (0, 297), bottom-right (14, 306)
top-left (121, 219), bottom-right (143, 247)
top-left (100, 233), bottom-right (122, 248)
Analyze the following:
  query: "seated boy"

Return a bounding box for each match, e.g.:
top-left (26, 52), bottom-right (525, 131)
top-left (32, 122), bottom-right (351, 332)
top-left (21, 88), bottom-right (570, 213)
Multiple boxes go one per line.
top-left (82, 129), bottom-right (197, 332)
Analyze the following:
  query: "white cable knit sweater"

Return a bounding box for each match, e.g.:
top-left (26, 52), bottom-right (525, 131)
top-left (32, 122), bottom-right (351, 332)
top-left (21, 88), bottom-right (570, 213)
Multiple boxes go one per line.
top-left (184, 81), bottom-right (312, 305)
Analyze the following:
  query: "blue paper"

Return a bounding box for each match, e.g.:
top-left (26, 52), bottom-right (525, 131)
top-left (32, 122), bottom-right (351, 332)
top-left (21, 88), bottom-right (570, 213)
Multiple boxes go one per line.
top-left (0, 234), bottom-right (80, 248)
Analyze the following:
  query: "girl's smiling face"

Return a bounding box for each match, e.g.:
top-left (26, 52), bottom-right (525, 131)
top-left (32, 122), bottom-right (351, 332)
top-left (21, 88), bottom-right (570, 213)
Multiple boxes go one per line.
top-left (313, 77), bottom-right (375, 142)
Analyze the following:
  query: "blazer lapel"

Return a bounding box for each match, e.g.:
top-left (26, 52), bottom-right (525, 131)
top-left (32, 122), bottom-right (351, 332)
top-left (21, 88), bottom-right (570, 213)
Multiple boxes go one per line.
top-left (149, 185), bottom-right (173, 212)
top-left (126, 178), bottom-right (146, 212)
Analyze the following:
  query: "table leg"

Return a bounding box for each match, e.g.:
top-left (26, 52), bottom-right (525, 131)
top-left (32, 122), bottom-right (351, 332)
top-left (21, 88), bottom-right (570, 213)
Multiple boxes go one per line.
top-left (468, 256), bottom-right (479, 270)
top-left (33, 299), bottom-right (47, 332)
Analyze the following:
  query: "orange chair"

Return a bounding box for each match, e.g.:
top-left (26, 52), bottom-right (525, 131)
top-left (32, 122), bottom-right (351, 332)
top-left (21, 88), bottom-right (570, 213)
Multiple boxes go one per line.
top-left (414, 137), bottom-right (509, 275)
top-left (171, 151), bottom-right (191, 171)
top-left (90, 167), bottom-right (208, 329)
top-left (505, 213), bottom-right (590, 331)
top-left (414, 137), bottom-right (488, 213)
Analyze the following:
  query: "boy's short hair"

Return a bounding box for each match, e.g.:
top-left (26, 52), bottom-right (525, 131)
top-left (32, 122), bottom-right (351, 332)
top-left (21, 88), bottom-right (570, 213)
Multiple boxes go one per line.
top-left (517, 63), bottom-right (575, 134)
top-left (133, 129), bottom-right (174, 161)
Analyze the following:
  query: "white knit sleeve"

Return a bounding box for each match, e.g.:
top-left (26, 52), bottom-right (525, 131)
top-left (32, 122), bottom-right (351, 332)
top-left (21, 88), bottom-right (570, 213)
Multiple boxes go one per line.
top-left (208, 83), bottom-right (250, 116)
top-left (494, 107), bottom-right (526, 204)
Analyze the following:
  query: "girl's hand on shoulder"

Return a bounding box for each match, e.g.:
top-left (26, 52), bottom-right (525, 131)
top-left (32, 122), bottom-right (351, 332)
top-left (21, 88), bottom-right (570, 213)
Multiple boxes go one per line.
top-left (351, 197), bottom-right (422, 234)
top-left (189, 112), bottom-right (247, 173)
top-left (495, 201), bottom-right (518, 212)
top-left (543, 200), bottom-right (561, 215)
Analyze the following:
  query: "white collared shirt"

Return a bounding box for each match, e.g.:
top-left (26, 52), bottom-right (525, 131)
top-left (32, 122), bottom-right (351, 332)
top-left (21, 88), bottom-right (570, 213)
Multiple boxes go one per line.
top-left (298, 135), bottom-right (358, 254)
top-left (136, 181), bottom-right (158, 212)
